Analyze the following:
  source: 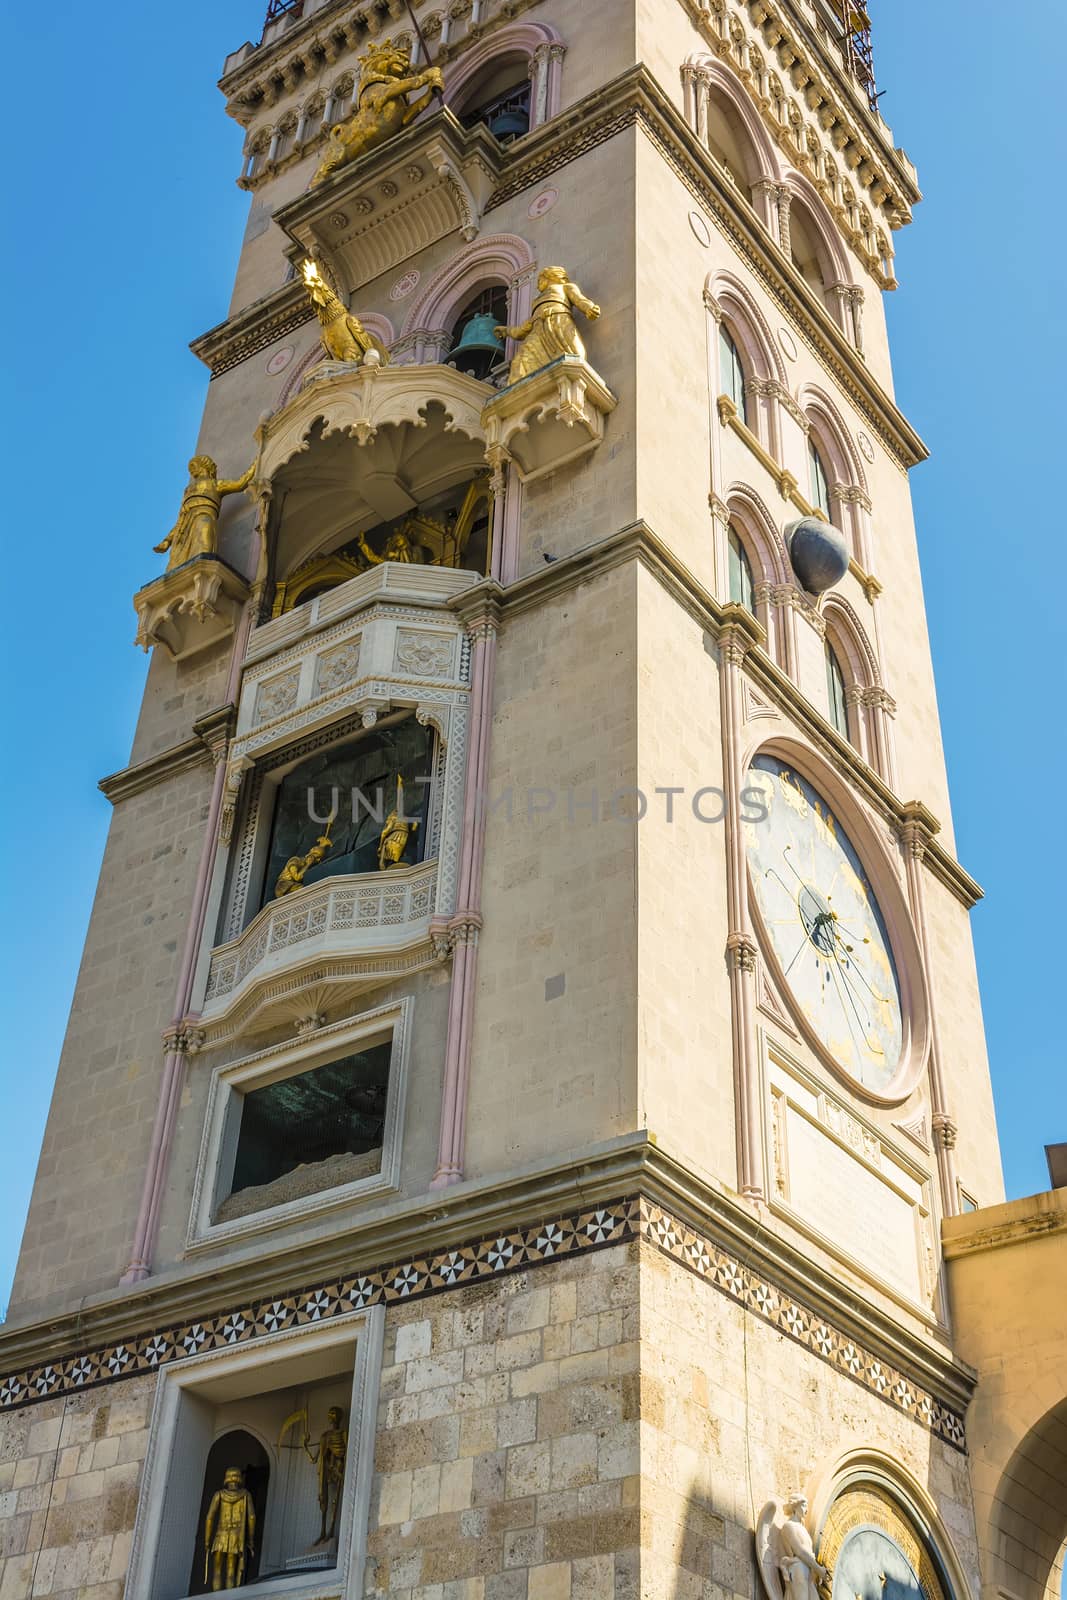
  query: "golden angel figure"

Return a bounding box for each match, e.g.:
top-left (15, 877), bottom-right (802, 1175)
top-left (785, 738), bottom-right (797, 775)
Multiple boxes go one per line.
top-left (494, 265), bottom-right (601, 384)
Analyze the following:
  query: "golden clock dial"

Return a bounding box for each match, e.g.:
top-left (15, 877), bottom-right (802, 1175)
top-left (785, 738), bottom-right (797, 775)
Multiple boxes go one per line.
top-left (744, 753), bottom-right (903, 1091)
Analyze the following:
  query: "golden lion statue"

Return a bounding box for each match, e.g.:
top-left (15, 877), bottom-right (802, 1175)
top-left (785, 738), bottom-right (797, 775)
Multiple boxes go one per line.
top-left (311, 39), bottom-right (443, 187)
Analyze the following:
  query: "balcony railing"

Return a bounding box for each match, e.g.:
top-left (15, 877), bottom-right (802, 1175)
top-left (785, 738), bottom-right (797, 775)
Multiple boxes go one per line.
top-left (202, 862), bottom-right (438, 1018)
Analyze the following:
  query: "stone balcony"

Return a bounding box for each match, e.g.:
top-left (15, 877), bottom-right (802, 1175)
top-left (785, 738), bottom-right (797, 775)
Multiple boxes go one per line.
top-left (200, 861), bottom-right (438, 1032)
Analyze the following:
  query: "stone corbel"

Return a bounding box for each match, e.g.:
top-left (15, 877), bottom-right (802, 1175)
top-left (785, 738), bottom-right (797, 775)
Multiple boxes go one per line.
top-left (220, 754), bottom-right (254, 846)
top-left (134, 557), bottom-right (250, 660)
top-left (416, 704), bottom-right (451, 750)
top-left (481, 356), bottom-right (617, 484)
top-left (430, 153), bottom-right (480, 242)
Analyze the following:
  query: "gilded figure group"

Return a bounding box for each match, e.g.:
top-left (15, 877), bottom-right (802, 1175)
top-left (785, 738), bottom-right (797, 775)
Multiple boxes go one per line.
top-left (148, 35), bottom-right (604, 597)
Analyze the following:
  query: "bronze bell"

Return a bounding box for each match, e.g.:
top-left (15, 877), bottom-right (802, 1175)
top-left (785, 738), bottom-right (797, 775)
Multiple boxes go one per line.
top-left (447, 312), bottom-right (506, 379)
top-left (486, 106), bottom-right (529, 143)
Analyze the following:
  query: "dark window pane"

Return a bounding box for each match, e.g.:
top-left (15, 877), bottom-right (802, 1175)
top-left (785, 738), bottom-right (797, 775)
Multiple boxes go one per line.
top-left (230, 1043), bottom-right (391, 1197)
top-left (825, 641), bottom-right (849, 738)
top-left (728, 526), bottom-right (755, 613)
top-left (261, 717), bottom-right (433, 910)
top-left (719, 325), bottom-right (749, 425)
top-left (809, 439), bottom-right (831, 517)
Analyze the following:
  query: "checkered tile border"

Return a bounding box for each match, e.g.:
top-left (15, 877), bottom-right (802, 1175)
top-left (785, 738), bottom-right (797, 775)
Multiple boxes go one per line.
top-left (0, 1196), bottom-right (966, 1451)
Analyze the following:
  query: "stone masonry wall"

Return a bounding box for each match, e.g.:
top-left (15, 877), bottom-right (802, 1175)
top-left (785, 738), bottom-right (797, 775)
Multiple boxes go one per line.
top-left (0, 1238), bottom-right (980, 1600)
top-left (0, 1377), bottom-right (152, 1600)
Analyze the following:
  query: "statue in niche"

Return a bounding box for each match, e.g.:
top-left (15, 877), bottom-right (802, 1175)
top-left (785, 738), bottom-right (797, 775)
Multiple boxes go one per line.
top-left (494, 265), bottom-right (601, 385)
top-left (302, 259), bottom-right (390, 366)
top-left (279, 1405), bottom-right (349, 1547)
top-left (203, 1467), bottom-right (256, 1591)
top-left (756, 1495), bottom-right (833, 1600)
top-left (154, 457), bottom-right (255, 571)
top-left (274, 811), bottom-right (335, 898)
top-left (311, 39), bottom-right (443, 187)
top-left (378, 776), bottom-right (419, 870)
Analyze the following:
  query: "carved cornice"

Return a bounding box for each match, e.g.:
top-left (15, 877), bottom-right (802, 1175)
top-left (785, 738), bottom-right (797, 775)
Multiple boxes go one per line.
top-left (99, 707), bottom-right (236, 804)
top-left (0, 1133), bottom-right (975, 1436)
top-left (679, 0), bottom-right (920, 252)
top-left (219, 0), bottom-right (545, 127)
top-left (482, 67), bottom-right (925, 466)
top-left (190, 277), bottom-right (314, 378)
top-left (496, 522), bottom-right (981, 909)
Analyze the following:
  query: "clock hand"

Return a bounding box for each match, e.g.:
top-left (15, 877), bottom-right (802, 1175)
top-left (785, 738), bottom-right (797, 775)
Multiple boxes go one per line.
top-left (828, 929), bottom-right (893, 1006)
top-left (828, 947), bottom-right (886, 1053)
top-left (783, 926), bottom-right (817, 978)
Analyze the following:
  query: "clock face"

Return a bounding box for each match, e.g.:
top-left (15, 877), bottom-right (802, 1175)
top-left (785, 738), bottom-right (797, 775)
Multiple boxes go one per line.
top-left (831, 1528), bottom-right (927, 1600)
top-left (744, 753), bottom-right (903, 1091)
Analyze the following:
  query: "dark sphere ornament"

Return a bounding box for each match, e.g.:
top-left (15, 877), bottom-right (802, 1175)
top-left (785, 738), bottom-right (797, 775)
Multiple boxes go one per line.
top-left (786, 515), bottom-right (850, 595)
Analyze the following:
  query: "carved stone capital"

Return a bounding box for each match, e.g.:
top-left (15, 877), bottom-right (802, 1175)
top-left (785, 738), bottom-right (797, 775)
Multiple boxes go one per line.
top-left (932, 1112), bottom-right (959, 1151)
top-left (726, 932), bottom-right (759, 973)
top-left (162, 1022), bottom-right (206, 1056)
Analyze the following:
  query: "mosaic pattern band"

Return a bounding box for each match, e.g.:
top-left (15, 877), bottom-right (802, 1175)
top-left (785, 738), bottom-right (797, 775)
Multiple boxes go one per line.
top-left (0, 1196), bottom-right (966, 1451)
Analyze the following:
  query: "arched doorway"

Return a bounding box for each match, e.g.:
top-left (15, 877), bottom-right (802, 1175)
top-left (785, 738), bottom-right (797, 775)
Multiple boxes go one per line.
top-left (989, 1398), bottom-right (1067, 1600)
top-left (187, 1429), bottom-right (270, 1595)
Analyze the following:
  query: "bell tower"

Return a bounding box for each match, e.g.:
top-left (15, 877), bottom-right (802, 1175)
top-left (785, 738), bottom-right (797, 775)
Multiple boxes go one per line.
top-left (1, 6), bottom-right (1045, 1600)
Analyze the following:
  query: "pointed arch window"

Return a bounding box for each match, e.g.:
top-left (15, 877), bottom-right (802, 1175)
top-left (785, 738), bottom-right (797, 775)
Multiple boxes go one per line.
top-left (728, 525), bottom-right (755, 614)
top-left (719, 324), bottom-right (750, 426)
top-left (825, 639), bottom-right (849, 739)
top-left (809, 438), bottom-right (831, 519)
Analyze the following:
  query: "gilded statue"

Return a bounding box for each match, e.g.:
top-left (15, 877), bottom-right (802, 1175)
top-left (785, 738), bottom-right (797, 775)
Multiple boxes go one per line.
top-left (274, 813), bottom-right (335, 898)
top-left (302, 260), bottom-right (390, 366)
top-left (203, 1467), bottom-right (256, 1592)
top-left (278, 1404), bottom-right (349, 1546)
top-left (494, 265), bottom-right (601, 385)
top-left (357, 523), bottom-right (428, 565)
top-left (154, 457), bottom-right (255, 572)
top-left (379, 777), bottom-right (419, 870)
top-left (311, 40), bottom-right (443, 187)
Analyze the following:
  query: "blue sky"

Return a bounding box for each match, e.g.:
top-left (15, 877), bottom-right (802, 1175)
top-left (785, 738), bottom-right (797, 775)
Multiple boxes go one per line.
top-left (1, 1), bottom-right (1062, 1313)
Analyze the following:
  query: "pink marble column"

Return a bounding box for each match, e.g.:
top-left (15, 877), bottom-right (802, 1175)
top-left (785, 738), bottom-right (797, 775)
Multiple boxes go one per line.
top-left (718, 609), bottom-right (766, 1201)
top-left (900, 803), bottom-right (961, 1219)
top-left (431, 597), bottom-right (500, 1188)
top-left (120, 596), bottom-right (257, 1284)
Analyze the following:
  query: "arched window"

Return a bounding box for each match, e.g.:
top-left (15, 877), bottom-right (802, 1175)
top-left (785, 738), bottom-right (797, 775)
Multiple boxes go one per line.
top-left (808, 438), bottom-right (831, 518)
top-left (719, 324), bottom-right (749, 426)
top-left (728, 525), bottom-right (755, 614)
top-left (457, 58), bottom-right (531, 142)
top-left (825, 639), bottom-right (849, 739)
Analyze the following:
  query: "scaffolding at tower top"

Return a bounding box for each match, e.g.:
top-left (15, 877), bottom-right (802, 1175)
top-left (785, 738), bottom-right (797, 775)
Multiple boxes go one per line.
top-left (814, 0), bottom-right (879, 111)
